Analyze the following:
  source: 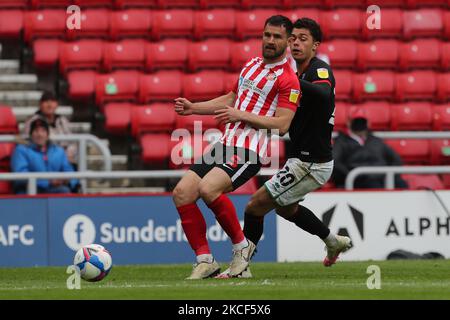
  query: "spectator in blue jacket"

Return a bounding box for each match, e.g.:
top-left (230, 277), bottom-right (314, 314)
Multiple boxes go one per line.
top-left (11, 117), bottom-right (79, 194)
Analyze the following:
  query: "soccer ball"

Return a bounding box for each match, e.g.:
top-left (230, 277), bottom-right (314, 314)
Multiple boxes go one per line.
top-left (74, 244), bottom-right (112, 282)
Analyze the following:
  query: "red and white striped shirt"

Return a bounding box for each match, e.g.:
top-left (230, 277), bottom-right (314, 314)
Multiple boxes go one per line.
top-left (220, 56), bottom-right (301, 157)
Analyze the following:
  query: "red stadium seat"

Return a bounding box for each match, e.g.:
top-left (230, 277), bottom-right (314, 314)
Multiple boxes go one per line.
top-left (319, 40), bottom-right (358, 69)
top-left (183, 71), bottom-right (225, 100)
top-left (31, 0), bottom-right (71, 8)
top-left (0, 144), bottom-right (15, 171)
top-left (390, 102), bottom-right (433, 131)
top-left (320, 9), bottom-right (362, 39)
top-left (103, 39), bottom-right (146, 71)
top-left (0, 180), bottom-right (13, 195)
top-left (175, 114), bottom-right (218, 132)
top-left (0, 10), bottom-right (24, 38)
top-left (115, 0), bottom-right (158, 8)
top-left (385, 139), bottom-right (431, 164)
top-left (24, 10), bottom-right (66, 43)
top-left (286, 0), bottom-right (326, 8)
top-left (73, 0), bottom-right (113, 7)
top-left (224, 72), bottom-right (239, 93)
top-left (445, 11), bottom-right (450, 40)
top-left (145, 39), bottom-right (188, 71)
top-left (353, 71), bottom-right (396, 102)
top-left (169, 133), bottom-right (211, 169)
top-left (324, 0), bottom-right (366, 7)
top-left (139, 70), bottom-right (183, 103)
top-left (333, 70), bottom-right (353, 101)
top-left (230, 39), bottom-right (260, 71)
top-left (0, 106), bottom-right (18, 134)
top-left (235, 9), bottom-right (278, 40)
top-left (282, 9), bottom-right (320, 25)
top-left (442, 43), bottom-right (450, 70)
top-left (406, 0), bottom-right (448, 8)
top-left (241, 0), bottom-right (284, 9)
top-left (403, 9), bottom-right (444, 39)
top-left (59, 40), bottom-right (104, 74)
top-left (151, 10), bottom-right (194, 40)
top-left (131, 103), bottom-right (175, 137)
top-left (109, 9), bottom-right (152, 40)
top-left (188, 39), bottom-right (231, 72)
top-left (402, 174), bottom-right (444, 190)
top-left (395, 71), bottom-right (437, 102)
top-left (230, 177), bottom-right (258, 194)
top-left (334, 102), bottom-right (349, 132)
top-left (199, 0), bottom-right (241, 8)
top-left (431, 139), bottom-right (450, 165)
top-left (357, 40), bottom-right (399, 70)
top-left (33, 39), bottom-right (61, 68)
top-left (95, 70), bottom-right (140, 106)
top-left (362, 9), bottom-right (403, 39)
top-left (399, 39), bottom-right (442, 70)
top-left (140, 133), bottom-right (172, 165)
top-left (432, 104), bottom-right (450, 130)
top-left (437, 73), bottom-right (450, 102)
top-left (157, 0), bottom-right (200, 8)
top-left (66, 9), bottom-right (111, 40)
top-left (443, 174), bottom-right (450, 188)
top-left (265, 137), bottom-right (286, 168)
top-left (0, 1), bottom-right (28, 9)
top-left (348, 102), bottom-right (391, 131)
top-left (193, 9), bottom-right (235, 40)
top-left (369, 0), bottom-right (406, 7)
top-left (67, 70), bottom-right (97, 100)
top-left (103, 102), bottom-right (132, 135)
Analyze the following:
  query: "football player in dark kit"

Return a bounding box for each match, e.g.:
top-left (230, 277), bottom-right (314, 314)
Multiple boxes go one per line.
top-left (229, 18), bottom-right (352, 277)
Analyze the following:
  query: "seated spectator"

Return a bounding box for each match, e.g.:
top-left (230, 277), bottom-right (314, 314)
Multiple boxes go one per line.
top-left (332, 109), bottom-right (408, 189)
top-left (24, 91), bottom-right (78, 168)
top-left (11, 117), bottom-right (79, 194)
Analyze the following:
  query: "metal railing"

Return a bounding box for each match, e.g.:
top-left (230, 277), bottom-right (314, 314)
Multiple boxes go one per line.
top-left (345, 166), bottom-right (450, 190)
top-left (0, 134), bottom-right (112, 172)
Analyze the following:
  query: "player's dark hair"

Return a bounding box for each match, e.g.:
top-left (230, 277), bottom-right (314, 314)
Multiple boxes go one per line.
top-left (293, 18), bottom-right (323, 42)
top-left (264, 15), bottom-right (293, 36)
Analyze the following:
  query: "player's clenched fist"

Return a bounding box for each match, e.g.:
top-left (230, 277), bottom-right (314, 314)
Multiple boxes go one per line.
top-left (174, 97), bottom-right (194, 116)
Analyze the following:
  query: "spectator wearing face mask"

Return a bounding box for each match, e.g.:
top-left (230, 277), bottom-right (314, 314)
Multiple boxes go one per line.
top-left (332, 109), bottom-right (408, 189)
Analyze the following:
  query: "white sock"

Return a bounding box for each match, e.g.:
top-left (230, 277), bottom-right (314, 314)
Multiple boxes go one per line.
top-left (196, 254), bottom-right (214, 264)
top-left (232, 238), bottom-right (249, 251)
top-left (324, 233), bottom-right (338, 247)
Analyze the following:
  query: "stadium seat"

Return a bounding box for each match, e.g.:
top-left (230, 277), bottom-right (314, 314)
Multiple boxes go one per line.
top-left (0, 106), bottom-right (18, 134)
top-left (139, 70), bottom-right (183, 103)
top-left (103, 39), bottom-right (146, 71)
top-left (230, 39), bottom-right (260, 71)
top-left (442, 43), bottom-right (450, 70)
top-left (140, 133), bottom-right (172, 165)
top-left (399, 39), bottom-right (442, 70)
top-left (441, 174), bottom-right (450, 188)
top-left (323, 0), bottom-right (366, 7)
top-left (432, 104), bottom-right (450, 130)
top-left (235, 9), bottom-right (278, 40)
top-left (0, 1), bottom-right (28, 9)
top-left (403, 9), bottom-right (444, 39)
top-left (230, 177), bottom-right (258, 194)
top-left (0, 10), bottom-right (24, 38)
top-left (24, 10), bottom-right (67, 43)
top-left (67, 70), bottom-right (97, 100)
top-left (333, 70), bottom-right (353, 101)
top-left (59, 40), bottom-right (104, 74)
top-left (103, 102), bottom-right (132, 135)
top-left (390, 102), bottom-right (433, 131)
top-left (0, 143), bottom-right (15, 171)
top-left (66, 9), bottom-right (111, 40)
top-left (131, 103), bottom-right (175, 137)
top-left (265, 137), bottom-right (286, 168)
top-left (407, 0), bottom-right (448, 8)
top-left (193, 9), bottom-right (235, 40)
top-left (445, 11), bottom-right (450, 40)
top-left (157, 0), bottom-right (200, 8)
top-left (183, 71), bottom-right (225, 100)
top-left (431, 139), bottom-right (450, 165)
top-left (286, 0), bottom-right (326, 8)
top-left (175, 114), bottom-right (218, 132)
top-left (240, 0), bottom-right (284, 9)
top-left (109, 9), bottom-right (152, 40)
top-left (0, 180), bottom-right (12, 195)
top-left (145, 39), bottom-right (188, 71)
top-left (33, 39), bottom-right (61, 68)
top-left (115, 0), bottom-right (158, 8)
top-left (319, 40), bottom-right (358, 69)
top-left (224, 72), bottom-right (239, 93)
top-left (95, 70), bottom-right (140, 106)
top-left (437, 73), bottom-right (450, 102)
top-left (362, 9), bottom-right (403, 39)
top-left (352, 71), bottom-right (396, 101)
top-left (169, 133), bottom-right (211, 169)
top-left (334, 102), bottom-right (349, 132)
top-left (282, 9), bottom-right (321, 25)
top-left (73, 0), bottom-right (114, 7)
top-left (151, 10), bottom-right (194, 40)
top-left (348, 102), bottom-right (391, 131)
top-left (385, 139), bottom-right (431, 164)
top-left (188, 39), bottom-right (231, 71)
top-left (357, 40), bottom-right (399, 70)
top-left (31, 0), bottom-right (71, 8)
top-left (199, 0), bottom-right (241, 9)
top-left (395, 71), bottom-right (437, 102)
top-left (401, 174), bottom-right (444, 190)
top-left (320, 9), bottom-right (362, 39)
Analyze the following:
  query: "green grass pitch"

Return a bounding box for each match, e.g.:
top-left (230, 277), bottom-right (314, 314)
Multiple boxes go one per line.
top-left (0, 260), bottom-right (449, 300)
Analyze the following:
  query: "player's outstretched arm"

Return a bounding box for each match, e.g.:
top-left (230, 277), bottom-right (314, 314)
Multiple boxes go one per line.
top-left (174, 91), bottom-right (236, 116)
top-left (299, 79), bottom-right (332, 102)
top-left (214, 106), bottom-right (295, 136)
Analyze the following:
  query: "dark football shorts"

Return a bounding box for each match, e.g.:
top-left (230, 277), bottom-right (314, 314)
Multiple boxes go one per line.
top-left (189, 142), bottom-right (262, 191)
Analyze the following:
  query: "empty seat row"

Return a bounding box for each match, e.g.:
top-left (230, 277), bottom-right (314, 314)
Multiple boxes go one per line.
top-left (2, 8), bottom-right (450, 40)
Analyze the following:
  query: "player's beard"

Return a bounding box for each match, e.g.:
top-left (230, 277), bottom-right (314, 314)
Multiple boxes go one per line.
top-left (262, 44), bottom-right (286, 60)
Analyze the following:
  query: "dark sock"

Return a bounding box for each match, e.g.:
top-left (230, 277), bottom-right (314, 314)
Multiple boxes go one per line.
top-left (287, 205), bottom-right (330, 239)
top-left (243, 212), bottom-right (264, 245)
